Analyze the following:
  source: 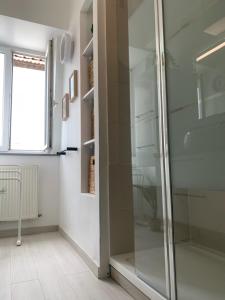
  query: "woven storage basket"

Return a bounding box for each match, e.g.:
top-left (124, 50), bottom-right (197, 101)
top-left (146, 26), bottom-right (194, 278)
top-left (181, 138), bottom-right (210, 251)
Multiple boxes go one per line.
top-left (88, 156), bottom-right (95, 194)
top-left (88, 59), bottom-right (94, 89)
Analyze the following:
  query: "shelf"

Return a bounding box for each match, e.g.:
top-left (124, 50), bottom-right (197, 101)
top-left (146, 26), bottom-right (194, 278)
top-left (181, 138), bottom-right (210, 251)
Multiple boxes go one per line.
top-left (205, 92), bottom-right (225, 102)
top-left (136, 144), bottom-right (155, 150)
top-left (80, 2), bottom-right (96, 196)
top-left (83, 87), bottom-right (94, 101)
top-left (83, 139), bottom-right (95, 146)
top-left (81, 192), bottom-right (96, 198)
top-left (82, 38), bottom-right (93, 57)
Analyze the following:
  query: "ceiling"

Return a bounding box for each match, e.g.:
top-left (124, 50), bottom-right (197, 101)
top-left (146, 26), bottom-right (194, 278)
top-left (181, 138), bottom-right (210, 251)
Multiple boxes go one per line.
top-left (0, 15), bottom-right (63, 52)
top-left (0, 0), bottom-right (75, 30)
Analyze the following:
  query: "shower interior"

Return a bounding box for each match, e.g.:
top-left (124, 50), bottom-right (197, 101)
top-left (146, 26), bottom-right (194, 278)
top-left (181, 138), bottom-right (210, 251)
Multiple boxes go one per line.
top-left (110, 1), bottom-right (225, 300)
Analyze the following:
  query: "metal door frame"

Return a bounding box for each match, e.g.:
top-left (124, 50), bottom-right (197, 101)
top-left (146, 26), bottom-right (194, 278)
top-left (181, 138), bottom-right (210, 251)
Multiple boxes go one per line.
top-left (154, 0), bottom-right (177, 299)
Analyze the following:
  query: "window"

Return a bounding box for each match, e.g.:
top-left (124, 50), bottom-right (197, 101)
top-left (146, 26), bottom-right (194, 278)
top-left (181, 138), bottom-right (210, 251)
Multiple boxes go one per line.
top-left (0, 43), bottom-right (53, 152)
top-left (0, 53), bottom-right (4, 147)
top-left (11, 54), bottom-right (46, 151)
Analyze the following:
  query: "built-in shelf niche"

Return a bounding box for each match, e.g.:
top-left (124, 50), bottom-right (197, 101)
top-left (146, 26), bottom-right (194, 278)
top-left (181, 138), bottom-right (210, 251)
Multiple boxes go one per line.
top-left (80, 0), bottom-right (96, 195)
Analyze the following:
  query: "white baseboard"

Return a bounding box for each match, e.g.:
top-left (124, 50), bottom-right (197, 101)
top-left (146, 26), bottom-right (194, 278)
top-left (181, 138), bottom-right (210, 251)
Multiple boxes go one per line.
top-left (0, 225), bottom-right (58, 238)
top-left (59, 227), bottom-right (100, 278)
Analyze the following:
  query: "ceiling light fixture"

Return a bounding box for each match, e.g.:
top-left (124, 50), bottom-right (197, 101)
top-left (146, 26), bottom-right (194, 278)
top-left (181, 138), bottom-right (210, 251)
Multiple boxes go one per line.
top-left (196, 41), bottom-right (225, 62)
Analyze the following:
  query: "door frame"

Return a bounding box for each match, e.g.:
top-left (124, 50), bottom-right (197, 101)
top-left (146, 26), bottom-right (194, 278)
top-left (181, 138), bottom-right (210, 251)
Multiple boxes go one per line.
top-left (155, 0), bottom-right (177, 299)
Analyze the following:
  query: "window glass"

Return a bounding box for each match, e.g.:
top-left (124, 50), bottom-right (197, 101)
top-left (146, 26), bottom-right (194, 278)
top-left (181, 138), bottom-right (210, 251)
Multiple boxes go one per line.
top-left (0, 53), bottom-right (4, 147)
top-left (10, 54), bottom-right (46, 151)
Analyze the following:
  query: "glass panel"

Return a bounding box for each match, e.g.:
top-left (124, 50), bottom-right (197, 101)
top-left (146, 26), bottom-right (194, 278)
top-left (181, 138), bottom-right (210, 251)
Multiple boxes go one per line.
top-left (128, 0), bottom-right (168, 297)
top-left (10, 55), bottom-right (46, 151)
top-left (0, 53), bottom-right (5, 147)
top-left (164, 1), bottom-right (225, 299)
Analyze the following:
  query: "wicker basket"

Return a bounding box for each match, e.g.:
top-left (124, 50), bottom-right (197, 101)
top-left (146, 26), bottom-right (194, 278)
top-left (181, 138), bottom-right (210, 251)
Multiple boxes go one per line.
top-left (88, 59), bottom-right (94, 89)
top-left (88, 156), bottom-right (95, 194)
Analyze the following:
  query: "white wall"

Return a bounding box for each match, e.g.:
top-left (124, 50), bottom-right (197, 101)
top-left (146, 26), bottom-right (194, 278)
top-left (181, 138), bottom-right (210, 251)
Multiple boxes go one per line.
top-left (0, 15), bottom-right (64, 53)
top-left (59, 0), bottom-right (100, 266)
top-left (0, 155), bottom-right (59, 230)
top-left (0, 0), bottom-right (75, 30)
top-left (0, 9), bottom-right (64, 232)
top-left (0, 0), bottom-right (102, 267)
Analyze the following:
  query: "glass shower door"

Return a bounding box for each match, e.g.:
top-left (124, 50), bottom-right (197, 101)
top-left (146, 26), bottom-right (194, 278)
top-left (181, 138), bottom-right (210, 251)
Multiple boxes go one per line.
top-left (163, 0), bottom-right (225, 299)
top-left (128, 0), bottom-right (169, 297)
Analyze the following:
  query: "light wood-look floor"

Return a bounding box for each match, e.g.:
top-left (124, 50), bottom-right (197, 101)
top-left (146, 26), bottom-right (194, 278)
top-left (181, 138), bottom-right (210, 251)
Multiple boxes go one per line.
top-left (0, 232), bottom-right (133, 300)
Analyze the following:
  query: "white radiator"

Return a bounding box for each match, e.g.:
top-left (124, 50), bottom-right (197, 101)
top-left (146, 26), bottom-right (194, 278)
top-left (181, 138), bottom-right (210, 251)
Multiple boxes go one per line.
top-left (0, 165), bottom-right (38, 221)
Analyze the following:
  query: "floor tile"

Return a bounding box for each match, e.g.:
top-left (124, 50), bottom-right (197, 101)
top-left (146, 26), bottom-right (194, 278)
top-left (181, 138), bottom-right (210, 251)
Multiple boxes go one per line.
top-left (67, 271), bottom-right (133, 300)
top-left (11, 242), bottom-right (37, 283)
top-left (0, 232), bottom-right (133, 300)
top-left (11, 280), bottom-right (45, 300)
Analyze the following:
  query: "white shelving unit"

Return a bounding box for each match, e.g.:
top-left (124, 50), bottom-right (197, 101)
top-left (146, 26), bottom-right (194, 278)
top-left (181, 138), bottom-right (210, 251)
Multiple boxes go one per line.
top-left (80, 0), bottom-right (98, 196)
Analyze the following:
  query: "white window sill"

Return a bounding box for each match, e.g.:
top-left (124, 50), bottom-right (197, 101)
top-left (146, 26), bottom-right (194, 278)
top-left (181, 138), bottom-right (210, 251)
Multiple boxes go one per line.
top-left (0, 150), bottom-right (59, 157)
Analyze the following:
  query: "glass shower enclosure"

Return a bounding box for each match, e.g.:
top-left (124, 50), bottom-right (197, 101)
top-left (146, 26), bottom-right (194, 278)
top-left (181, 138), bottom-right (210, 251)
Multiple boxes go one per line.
top-left (128, 0), bottom-right (225, 299)
top-left (128, 0), bottom-right (171, 298)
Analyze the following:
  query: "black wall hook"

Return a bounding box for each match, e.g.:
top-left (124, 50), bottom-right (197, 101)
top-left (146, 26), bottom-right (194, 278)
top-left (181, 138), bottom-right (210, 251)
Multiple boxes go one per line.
top-left (66, 147), bottom-right (78, 151)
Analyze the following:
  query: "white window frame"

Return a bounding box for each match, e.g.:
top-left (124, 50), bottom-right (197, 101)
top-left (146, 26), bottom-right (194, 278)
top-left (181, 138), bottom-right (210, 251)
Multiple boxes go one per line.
top-left (0, 47), bottom-right (12, 152)
top-left (45, 40), bottom-right (54, 149)
top-left (0, 45), bottom-right (53, 153)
